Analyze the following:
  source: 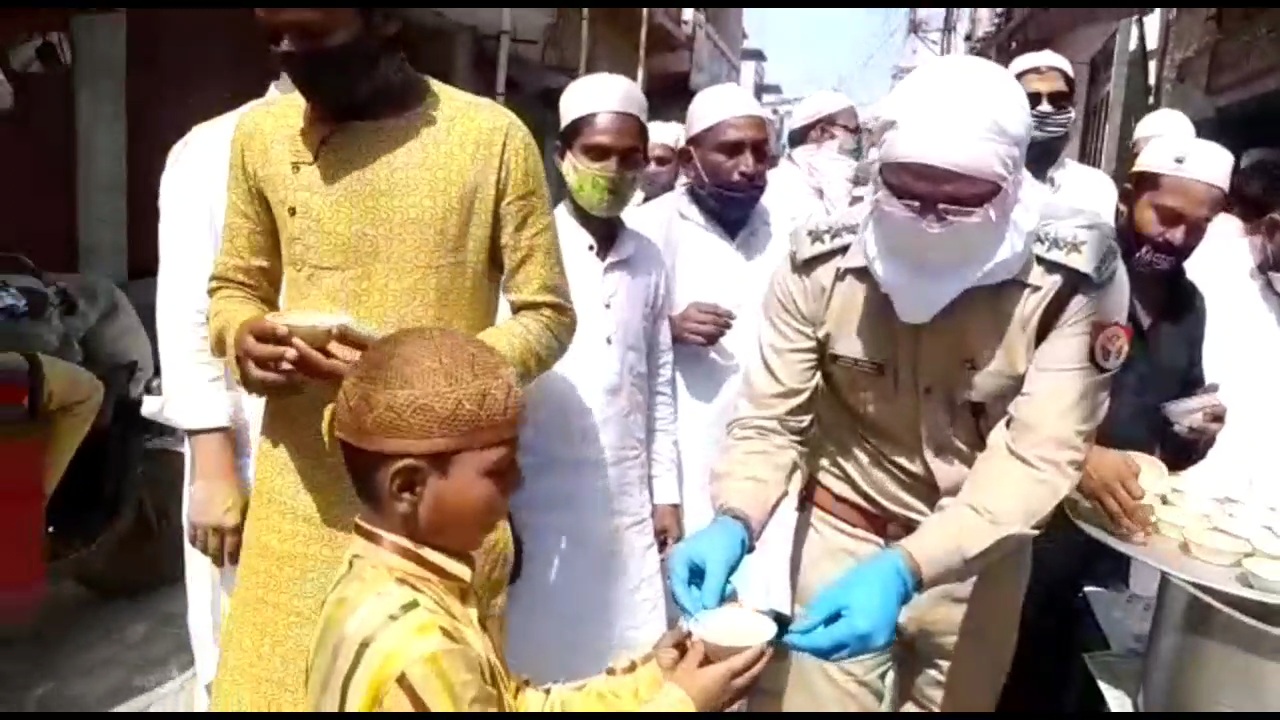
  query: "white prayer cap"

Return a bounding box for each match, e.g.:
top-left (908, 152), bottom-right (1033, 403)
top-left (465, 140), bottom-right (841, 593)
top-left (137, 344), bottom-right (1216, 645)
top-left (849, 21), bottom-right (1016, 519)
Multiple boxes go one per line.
top-left (558, 72), bottom-right (648, 131)
top-left (789, 89), bottom-right (856, 131)
top-left (648, 120), bottom-right (685, 149)
top-left (877, 55), bottom-right (1031, 185)
top-left (1240, 147), bottom-right (1280, 170)
top-left (1132, 108), bottom-right (1196, 143)
top-left (685, 82), bottom-right (769, 140)
top-left (1008, 49), bottom-right (1075, 80)
top-left (1132, 136), bottom-right (1235, 193)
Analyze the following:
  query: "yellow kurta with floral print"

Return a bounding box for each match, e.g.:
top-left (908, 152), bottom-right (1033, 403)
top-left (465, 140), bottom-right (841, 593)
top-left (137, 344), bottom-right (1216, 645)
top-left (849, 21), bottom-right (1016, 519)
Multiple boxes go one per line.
top-left (307, 521), bottom-right (696, 712)
top-left (206, 79), bottom-right (575, 712)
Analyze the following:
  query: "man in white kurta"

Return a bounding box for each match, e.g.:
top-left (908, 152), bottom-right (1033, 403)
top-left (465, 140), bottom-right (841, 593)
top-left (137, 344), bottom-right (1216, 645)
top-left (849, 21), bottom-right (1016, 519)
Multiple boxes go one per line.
top-left (153, 76), bottom-right (291, 711)
top-left (1183, 151), bottom-right (1280, 506)
top-left (626, 83), bottom-right (796, 614)
top-left (1007, 50), bottom-right (1118, 222)
top-left (504, 73), bottom-right (680, 683)
top-left (770, 90), bottom-right (863, 223)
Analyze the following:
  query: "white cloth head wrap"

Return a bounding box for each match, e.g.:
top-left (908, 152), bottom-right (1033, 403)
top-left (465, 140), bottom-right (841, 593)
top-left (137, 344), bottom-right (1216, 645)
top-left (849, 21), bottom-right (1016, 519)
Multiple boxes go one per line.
top-left (863, 54), bottom-right (1046, 324)
top-left (558, 72), bottom-right (648, 130)
top-left (1241, 147), bottom-right (1280, 170)
top-left (1132, 136), bottom-right (1235, 193)
top-left (648, 120), bottom-right (685, 149)
top-left (685, 83), bottom-right (768, 140)
top-left (790, 90), bottom-right (856, 131)
top-left (1008, 49), bottom-right (1075, 80)
top-left (1132, 108), bottom-right (1196, 143)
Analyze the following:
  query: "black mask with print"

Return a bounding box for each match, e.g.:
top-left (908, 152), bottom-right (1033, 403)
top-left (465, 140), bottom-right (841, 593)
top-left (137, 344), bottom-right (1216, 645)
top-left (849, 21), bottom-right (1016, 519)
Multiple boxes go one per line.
top-left (276, 34), bottom-right (405, 122)
top-left (1117, 219), bottom-right (1186, 277)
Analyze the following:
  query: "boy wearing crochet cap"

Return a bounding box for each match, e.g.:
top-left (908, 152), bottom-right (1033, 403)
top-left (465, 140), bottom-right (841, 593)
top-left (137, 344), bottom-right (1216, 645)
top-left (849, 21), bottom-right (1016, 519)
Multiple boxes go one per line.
top-left (306, 327), bottom-right (770, 712)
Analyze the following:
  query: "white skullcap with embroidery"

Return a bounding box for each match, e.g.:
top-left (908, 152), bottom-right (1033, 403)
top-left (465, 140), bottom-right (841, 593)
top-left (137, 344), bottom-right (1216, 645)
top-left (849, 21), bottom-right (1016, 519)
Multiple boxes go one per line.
top-left (558, 72), bottom-right (648, 131)
top-left (1007, 49), bottom-right (1075, 80)
top-left (685, 82), bottom-right (769, 140)
top-left (1132, 136), bottom-right (1235, 193)
top-left (1240, 147), bottom-right (1280, 170)
top-left (1132, 108), bottom-right (1196, 143)
top-left (647, 120), bottom-right (685, 149)
top-left (789, 89), bottom-right (856, 131)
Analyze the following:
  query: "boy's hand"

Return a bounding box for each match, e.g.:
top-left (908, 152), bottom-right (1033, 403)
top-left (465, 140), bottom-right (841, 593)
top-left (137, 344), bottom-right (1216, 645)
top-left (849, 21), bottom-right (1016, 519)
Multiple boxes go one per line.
top-left (653, 505), bottom-right (683, 556)
top-left (652, 627), bottom-right (690, 674)
top-left (668, 641), bottom-right (772, 711)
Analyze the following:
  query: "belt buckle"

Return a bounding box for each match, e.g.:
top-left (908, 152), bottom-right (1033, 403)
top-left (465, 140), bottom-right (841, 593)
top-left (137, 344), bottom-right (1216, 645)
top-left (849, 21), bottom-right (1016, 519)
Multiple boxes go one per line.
top-left (883, 521), bottom-right (910, 542)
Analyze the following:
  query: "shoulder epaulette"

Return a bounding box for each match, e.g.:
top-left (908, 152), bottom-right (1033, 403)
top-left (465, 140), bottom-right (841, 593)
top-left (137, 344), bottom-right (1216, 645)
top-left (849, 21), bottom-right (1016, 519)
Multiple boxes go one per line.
top-left (790, 210), bottom-right (861, 265)
top-left (1031, 210), bottom-right (1120, 286)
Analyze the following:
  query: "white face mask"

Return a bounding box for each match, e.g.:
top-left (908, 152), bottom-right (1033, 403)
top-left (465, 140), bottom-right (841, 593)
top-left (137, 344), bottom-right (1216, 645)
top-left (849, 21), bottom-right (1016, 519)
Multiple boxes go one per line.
top-left (791, 140), bottom-right (859, 214)
top-left (864, 188), bottom-right (1022, 324)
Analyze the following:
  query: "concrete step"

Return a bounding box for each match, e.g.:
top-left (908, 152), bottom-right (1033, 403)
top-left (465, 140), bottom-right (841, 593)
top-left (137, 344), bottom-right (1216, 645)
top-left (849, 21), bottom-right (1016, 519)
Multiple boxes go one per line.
top-left (110, 668), bottom-right (196, 712)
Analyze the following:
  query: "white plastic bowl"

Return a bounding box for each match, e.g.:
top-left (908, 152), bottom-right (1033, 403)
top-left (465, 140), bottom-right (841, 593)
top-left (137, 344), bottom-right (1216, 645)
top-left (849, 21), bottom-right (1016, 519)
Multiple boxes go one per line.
top-left (688, 606), bottom-right (778, 661)
top-left (1127, 452), bottom-right (1171, 499)
top-left (265, 310), bottom-right (351, 348)
top-left (1242, 556), bottom-right (1280, 594)
top-left (1182, 527), bottom-right (1252, 567)
top-left (1166, 490), bottom-right (1220, 518)
top-left (1160, 392), bottom-right (1222, 423)
top-left (1250, 530), bottom-right (1280, 560)
top-left (1152, 504), bottom-right (1211, 542)
top-left (1213, 515), bottom-right (1266, 545)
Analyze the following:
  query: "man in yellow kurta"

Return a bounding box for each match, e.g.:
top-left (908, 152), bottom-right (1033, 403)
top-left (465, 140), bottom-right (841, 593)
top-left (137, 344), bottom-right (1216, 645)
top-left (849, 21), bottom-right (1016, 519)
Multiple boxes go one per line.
top-left (205, 8), bottom-right (575, 711)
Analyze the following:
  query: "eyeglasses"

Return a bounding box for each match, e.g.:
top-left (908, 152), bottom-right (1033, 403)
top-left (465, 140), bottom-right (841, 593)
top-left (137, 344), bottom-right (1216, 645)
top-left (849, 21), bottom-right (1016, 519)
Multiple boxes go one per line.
top-left (829, 122), bottom-right (861, 137)
top-left (1026, 91), bottom-right (1073, 110)
top-left (886, 194), bottom-right (987, 221)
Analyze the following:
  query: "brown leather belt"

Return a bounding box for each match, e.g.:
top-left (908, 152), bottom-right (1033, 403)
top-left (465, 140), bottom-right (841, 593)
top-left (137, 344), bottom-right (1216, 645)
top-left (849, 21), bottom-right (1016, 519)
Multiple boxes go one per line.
top-left (800, 480), bottom-right (914, 542)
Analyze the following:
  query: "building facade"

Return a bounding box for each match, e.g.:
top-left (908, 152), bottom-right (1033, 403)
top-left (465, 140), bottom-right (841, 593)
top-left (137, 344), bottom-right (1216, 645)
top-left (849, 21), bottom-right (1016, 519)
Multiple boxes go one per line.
top-left (0, 7), bottom-right (745, 280)
top-left (974, 8), bottom-right (1280, 177)
top-left (969, 8), bottom-right (1151, 177)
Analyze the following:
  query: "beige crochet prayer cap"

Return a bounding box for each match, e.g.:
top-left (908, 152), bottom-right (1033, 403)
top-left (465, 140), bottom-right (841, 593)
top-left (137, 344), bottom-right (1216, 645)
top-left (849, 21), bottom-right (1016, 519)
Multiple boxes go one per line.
top-left (333, 327), bottom-right (522, 455)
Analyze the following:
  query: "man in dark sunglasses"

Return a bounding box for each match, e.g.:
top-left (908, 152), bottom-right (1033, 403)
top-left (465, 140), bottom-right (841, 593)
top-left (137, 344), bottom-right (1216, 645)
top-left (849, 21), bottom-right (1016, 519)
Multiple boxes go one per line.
top-left (1008, 49), bottom-right (1118, 221)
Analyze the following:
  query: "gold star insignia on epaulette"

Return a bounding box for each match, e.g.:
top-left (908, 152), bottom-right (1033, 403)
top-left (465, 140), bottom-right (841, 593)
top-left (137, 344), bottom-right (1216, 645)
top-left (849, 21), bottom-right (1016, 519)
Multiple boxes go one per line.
top-left (1036, 232), bottom-right (1084, 256)
top-left (810, 221), bottom-right (857, 246)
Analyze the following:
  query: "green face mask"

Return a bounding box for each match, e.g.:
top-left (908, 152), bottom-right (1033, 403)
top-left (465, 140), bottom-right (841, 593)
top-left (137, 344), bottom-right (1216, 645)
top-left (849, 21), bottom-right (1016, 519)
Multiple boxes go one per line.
top-left (560, 153), bottom-right (641, 218)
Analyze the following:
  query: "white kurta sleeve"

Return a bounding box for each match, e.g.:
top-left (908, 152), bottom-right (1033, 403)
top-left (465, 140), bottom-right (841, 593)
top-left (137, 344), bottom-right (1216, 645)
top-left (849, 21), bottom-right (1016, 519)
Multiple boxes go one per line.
top-left (647, 260), bottom-right (680, 506)
top-left (155, 131), bottom-right (236, 432)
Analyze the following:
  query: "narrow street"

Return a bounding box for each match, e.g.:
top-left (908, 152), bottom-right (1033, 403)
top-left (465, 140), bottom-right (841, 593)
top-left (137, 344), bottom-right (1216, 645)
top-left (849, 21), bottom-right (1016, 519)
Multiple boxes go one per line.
top-left (0, 578), bottom-right (192, 712)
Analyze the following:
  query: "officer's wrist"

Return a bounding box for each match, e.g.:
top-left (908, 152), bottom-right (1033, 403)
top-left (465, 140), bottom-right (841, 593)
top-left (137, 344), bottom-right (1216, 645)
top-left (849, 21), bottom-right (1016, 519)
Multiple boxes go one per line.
top-left (714, 509), bottom-right (756, 553)
top-left (889, 545), bottom-right (923, 594)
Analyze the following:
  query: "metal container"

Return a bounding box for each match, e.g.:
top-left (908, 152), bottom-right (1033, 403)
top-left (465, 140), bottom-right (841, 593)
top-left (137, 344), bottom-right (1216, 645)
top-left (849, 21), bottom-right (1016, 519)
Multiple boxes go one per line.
top-left (1140, 574), bottom-right (1280, 711)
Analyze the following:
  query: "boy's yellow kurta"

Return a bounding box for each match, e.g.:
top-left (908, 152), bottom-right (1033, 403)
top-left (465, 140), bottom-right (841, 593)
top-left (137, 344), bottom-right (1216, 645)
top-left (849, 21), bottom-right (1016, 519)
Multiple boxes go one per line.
top-left (308, 521), bottom-right (696, 711)
top-left (206, 79), bottom-right (575, 712)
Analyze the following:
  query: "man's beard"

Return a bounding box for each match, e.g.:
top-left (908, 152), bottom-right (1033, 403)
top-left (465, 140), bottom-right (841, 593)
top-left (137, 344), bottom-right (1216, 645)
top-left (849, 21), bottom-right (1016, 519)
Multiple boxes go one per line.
top-left (1025, 136), bottom-right (1070, 180)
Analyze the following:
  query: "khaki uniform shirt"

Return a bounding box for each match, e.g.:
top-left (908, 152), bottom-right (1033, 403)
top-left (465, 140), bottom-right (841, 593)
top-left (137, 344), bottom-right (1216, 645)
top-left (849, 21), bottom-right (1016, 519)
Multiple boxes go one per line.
top-left (711, 211), bottom-right (1130, 588)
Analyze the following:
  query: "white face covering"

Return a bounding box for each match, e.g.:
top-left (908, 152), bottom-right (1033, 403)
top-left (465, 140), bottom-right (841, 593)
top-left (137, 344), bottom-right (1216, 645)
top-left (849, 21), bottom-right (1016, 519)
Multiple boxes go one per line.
top-left (789, 139), bottom-right (859, 215)
top-left (861, 56), bottom-right (1041, 324)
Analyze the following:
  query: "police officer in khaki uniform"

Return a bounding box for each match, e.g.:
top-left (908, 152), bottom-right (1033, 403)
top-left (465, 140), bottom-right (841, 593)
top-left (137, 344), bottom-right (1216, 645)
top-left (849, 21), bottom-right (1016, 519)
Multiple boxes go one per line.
top-left (667, 55), bottom-right (1131, 712)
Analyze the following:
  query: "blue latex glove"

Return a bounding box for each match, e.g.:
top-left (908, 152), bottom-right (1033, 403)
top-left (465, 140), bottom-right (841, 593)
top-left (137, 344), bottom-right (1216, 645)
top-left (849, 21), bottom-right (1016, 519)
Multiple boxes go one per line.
top-left (667, 515), bottom-right (751, 617)
top-left (782, 547), bottom-right (918, 662)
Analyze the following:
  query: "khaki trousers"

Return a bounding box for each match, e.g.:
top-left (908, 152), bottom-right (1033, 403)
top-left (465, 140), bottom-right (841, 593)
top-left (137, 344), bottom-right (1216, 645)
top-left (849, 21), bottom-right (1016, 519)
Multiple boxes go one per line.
top-left (0, 353), bottom-right (103, 501)
top-left (748, 506), bottom-right (1032, 712)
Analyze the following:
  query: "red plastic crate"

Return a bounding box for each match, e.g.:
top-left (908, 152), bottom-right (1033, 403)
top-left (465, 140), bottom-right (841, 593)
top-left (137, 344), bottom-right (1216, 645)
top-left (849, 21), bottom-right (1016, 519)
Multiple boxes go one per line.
top-left (0, 431), bottom-right (48, 625)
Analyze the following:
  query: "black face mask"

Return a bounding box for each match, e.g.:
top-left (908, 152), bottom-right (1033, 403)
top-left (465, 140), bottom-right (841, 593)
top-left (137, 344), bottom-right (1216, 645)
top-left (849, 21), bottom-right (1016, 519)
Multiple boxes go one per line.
top-left (688, 180), bottom-right (766, 238)
top-left (276, 35), bottom-right (403, 122)
top-left (1117, 219), bottom-right (1187, 277)
top-left (1025, 135), bottom-right (1070, 180)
